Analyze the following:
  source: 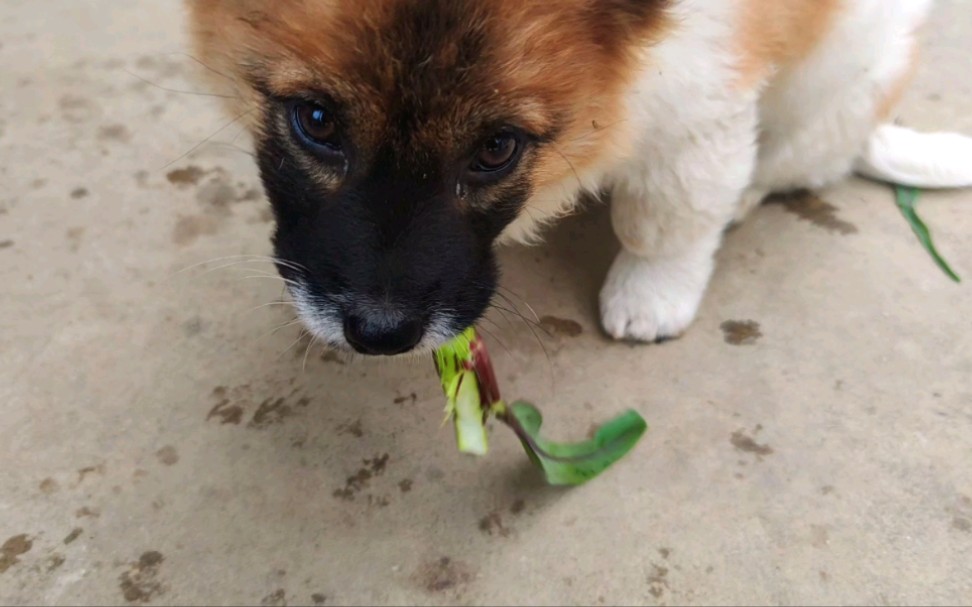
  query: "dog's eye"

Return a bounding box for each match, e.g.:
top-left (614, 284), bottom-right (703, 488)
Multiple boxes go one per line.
top-left (292, 101), bottom-right (341, 151)
top-left (471, 133), bottom-right (520, 173)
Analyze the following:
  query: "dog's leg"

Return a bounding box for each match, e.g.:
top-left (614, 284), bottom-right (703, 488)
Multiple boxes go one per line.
top-left (736, 0), bottom-right (935, 217)
top-left (600, 105), bottom-right (757, 343)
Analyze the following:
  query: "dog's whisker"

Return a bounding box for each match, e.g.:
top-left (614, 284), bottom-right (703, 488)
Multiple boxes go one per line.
top-left (163, 51), bottom-right (240, 85)
top-left (239, 275), bottom-right (303, 289)
top-left (123, 68), bottom-right (241, 100)
top-left (172, 254), bottom-right (281, 276)
top-left (172, 255), bottom-right (307, 283)
top-left (278, 327), bottom-right (310, 360)
top-left (495, 285), bottom-right (541, 322)
top-left (475, 318), bottom-right (512, 357)
top-left (489, 305), bottom-right (516, 330)
top-left (247, 300), bottom-right (294, 314)
top-left (162, 108), bottom-right (255, 170)
top-left (301, 333), bottom-right (318, 373)
top-left (549, 142), bottom-right (585, 192)
top-left (208, 141), bottom-right (258, 159)
top-left (252, 316), bottom-right (302, 343)
top-left (491, 295), bottom-right (545, 333)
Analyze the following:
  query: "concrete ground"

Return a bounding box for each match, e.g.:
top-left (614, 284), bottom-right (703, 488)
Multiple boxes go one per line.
top-left (2, 1), bottom-right (971, 605)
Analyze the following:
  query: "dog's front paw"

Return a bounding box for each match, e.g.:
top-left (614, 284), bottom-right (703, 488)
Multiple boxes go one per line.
top-left (599, 250), bottom-right (709, 343)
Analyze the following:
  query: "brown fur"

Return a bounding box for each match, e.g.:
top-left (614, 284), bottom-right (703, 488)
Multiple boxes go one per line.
top-left (187, 0), bottom-right (670, 200)
top-left (734, 0), bottom-right (844, 88)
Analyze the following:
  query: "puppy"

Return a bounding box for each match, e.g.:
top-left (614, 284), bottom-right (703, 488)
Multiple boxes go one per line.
top-left (187, 0), bottom-right (971, 355)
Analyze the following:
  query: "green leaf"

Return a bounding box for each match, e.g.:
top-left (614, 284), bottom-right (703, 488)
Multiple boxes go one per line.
top-left (894, 186), bottom-right (961, 283)
top-left (505, 401), bottom-right (648, 486)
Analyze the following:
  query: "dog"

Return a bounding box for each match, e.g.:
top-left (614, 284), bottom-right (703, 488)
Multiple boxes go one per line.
top-left (187, 0), bottom-right (972, 356)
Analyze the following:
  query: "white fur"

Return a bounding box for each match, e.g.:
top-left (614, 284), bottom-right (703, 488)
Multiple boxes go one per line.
top-left (289, 284), bottom-right (346, 347)
top-left (509, 0), bottom-right (958, 342)
top-left (289, 285), bottom-right (456, 352)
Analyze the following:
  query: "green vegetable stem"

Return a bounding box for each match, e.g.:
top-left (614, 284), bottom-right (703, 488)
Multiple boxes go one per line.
top-left (433, 327), bottom-right (648, 486)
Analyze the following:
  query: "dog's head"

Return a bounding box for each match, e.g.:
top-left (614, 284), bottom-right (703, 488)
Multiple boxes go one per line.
top-left (188, 0), bottom-right (668, 355)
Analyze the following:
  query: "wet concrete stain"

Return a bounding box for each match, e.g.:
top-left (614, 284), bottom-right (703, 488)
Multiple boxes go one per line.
top-left (0, 534), bottom-right (33, 574)
top-left (207, 387), bottom-right (244, 425)
top-left (98, 124), bottom-right (131, 143)
top-left (182, 317), bottom-right (204, 337)
top-left (338, 419), bottom-right (364, 438)
top-left (478, 512), bottom-right (511, 538)
top-left (64, 528), bottom-right (83, 545)
top-left (720, 320), bottom-right (762, 345)
top-left (321, 351), bottom-right (346, 365)
top-left (66, 227), bottom-right (85, 253)
top-left (772, 191), bottom-right (858, 235)
top-left (165, 166), bottom-right (205, 187)
top-left (196, 178), bottom-right (238, 212)
top-left (206, 400), bottom-right (243, 425)
top-left (167, 166), bottom-right (264, 222)
top-left (70, 187), bottom-right (89, 199)
top-left (260, 589), bottom-right (287, 606)
top-left (0, 240), bottom-right (13, 250)
top-left (77, 463), bottom-right (106, 484)
top-left (119, 551), bottom-right (165, 603)
top-left (311, 594), bottom-right (327, 605)
top-left (333, 454), bottom-right (390, 501)
top-left (393, 392), bottom-right (417, 405)
top-left (249, 396), bottom-right (310, 428)
top-left (367, 454), bottom-right (389, 474)
top-left (539, 316), bottom-right (584, 338)
top-left (76, 506), bottom-right (101, 519)
top-left (172, 214), bottom-right (218, 246)
top-left (398, 479), bottom-right (413, 493)
top-left (731, 430), bottom-right (774, 459)
top-left (58, 95), bottom-right (95, 123)
top-left (39, 478), bottom-right (59, 493)
top-left (47, 554), bottom-right (67, 572)
top-left (155, 446), bottom-right (179, 466)
top-left (367, 495), bottom-right (391, 508)
top-left (415, 557), bottom-right (472, 594)
top-left (647, 564), bottom-right (669, 599)
top-left (947, 495), bottom-right (972, 533)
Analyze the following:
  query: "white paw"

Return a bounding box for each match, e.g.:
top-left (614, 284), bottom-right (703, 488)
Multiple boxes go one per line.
top-left (599, 250), bottom-right (710, 342)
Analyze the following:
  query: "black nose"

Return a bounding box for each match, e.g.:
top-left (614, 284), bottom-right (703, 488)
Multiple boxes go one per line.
top-left (343, 314), bottom-right (424, 355)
